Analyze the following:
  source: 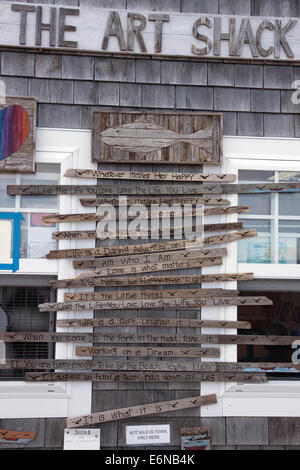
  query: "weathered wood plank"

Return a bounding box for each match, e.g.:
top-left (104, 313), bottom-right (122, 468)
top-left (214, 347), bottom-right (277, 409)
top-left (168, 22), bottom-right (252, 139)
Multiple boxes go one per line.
top-left (72, 248), bottom-right (227, 270)
top-left (63, 288), bottom-right (239, 302)
top-left (66, 394), bottom-right (218, 428)
top-left (50, 272), bottom-right (254, 289)
top-left (63, 256), bottom-right (223, 278)
top-left (80, 196), bottom-right (231, 207)
top-left (75, 346), bottom-right (221, 358)
top-left (8, 183), bottom-right (300, 196)
top-left (52, 223), bottom-right (244, 240)
top-left (42, 205), bottom-right (248, 224)
top-left (57, 317), bottom-right (249, 329)
top-left (1, 359), bottom-right (296, 372)
top-left (92, 112), bottom-right (222, 165)
top-left (47, 230), bottom-right (255, 259)
top-left (4, 332), bottom-right (298, 346)
top-left (38, 296), bottom-right (272, 312)
top-left (25, 371), bottom-right (267, 383)
top-left (65, 168), bottom-right (236, 182)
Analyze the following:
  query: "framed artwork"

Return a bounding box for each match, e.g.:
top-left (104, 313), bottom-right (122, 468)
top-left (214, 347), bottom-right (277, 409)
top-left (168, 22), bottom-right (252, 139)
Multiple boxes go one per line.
top-left (0, 97), bottom-right (37, 173)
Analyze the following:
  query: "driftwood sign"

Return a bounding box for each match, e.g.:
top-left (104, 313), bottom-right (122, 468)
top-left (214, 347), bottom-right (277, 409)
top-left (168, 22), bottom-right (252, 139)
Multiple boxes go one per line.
top-left (50, 272), bottom-right (254, 289)
top-left (63, 256), bottom-right (223, 278)
top-left (25, 371), bottom-right (267, 383)
top-left (42, 206), bottom-right (249, 224)
top-left (63, 288), bottom-right (239, 302)
top-left (8, 183), bottom-right (300, 196)
top-left (0, 97), bottom-right (36, 174)
top-left (38, 296), bottom-right (272, 312)
top-left (48, 239), bottom-right (217, 260)
top-left (75, 346), bottom-right (221, 358)
top-left (66, 394), bottom-right (218, 428)
top-left (72, 248), bottom-right (227, 270)
top-left (92, 112), bottom-right (222, 165)
top-left (3, 332), bottom-right (293, 346)
top-left (52, 223), bottom-right (244, 240)
top-left (48, 231), bottom-right (255, 260)
top-left (80, 196), bottom-right (231, 207)
top-left (1, 359), bottom-right (296, 372)
top-left (65, 169), bottom-right (235, 182)
top-left (57, 317), bottom-right (249, 330)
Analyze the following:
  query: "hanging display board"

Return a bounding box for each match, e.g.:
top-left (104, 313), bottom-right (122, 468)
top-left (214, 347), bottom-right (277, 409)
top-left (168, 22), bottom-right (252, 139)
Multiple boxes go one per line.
top-left (92, 112), bottom-right (222, 165)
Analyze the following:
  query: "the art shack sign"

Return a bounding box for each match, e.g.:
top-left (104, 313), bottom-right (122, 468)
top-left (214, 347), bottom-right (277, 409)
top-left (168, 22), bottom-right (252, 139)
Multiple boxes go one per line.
top-left (2, 1), bottom-right (300, 61)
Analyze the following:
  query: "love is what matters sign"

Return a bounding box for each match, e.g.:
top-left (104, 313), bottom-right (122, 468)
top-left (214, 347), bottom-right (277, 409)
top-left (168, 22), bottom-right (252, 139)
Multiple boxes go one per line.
top-left (2, 2), bottom-right (300, 62)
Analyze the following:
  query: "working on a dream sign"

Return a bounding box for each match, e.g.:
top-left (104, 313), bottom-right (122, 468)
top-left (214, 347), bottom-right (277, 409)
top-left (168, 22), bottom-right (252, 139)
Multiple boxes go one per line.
top-left (1, 1), bottom-right (300, 61)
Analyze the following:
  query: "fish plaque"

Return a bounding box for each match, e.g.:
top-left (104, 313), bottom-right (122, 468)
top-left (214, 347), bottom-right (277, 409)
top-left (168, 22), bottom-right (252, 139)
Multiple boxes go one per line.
top-left (92, 111), bottom-right (222, 165)
top-left (0, 97), bottom-right (36, 173)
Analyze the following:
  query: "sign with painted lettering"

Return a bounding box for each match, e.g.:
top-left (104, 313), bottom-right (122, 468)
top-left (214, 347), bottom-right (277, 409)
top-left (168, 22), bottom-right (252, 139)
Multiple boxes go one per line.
top-left (2, 2), bottom-right (300, 62)
top-left (63, 429), bottom-right (100, 451)
top-left (126, 425), bottom-right (170, 446)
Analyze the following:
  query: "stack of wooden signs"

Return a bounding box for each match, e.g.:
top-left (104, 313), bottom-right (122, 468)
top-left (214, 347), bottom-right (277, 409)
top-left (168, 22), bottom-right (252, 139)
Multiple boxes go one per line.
top-left (5, 112), bottom-right (300, 429)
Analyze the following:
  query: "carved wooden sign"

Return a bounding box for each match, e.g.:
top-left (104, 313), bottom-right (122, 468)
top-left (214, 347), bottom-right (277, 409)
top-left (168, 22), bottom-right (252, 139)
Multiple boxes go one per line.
top-left (80, 196), bottom-right (231, 207)
top-left (2, 2), bottom-right (300, 62)
top-left (65, 169), bottom-right (235, 182)
top-left (57, 317), bottom-right (250, 329)
top-left (24, 371), bottom-right (267, 383)
top-left (63, 288), bottom-right (239, 302)
top-left (47, 231), bottom-right (254, 260)
top-left (66, 395), bottom-right (217, 428)
top-left (0, 97), bottom-right (36, 173)
top-left (2, 359), bottom-right (296, 373)
top-left (42, 206), bottom-right (249, 224)
top-left (63, 256), bottom-right (223, 278)
top-left (38, 295), bottom-right (272, 312)
top-left (51, 223), bottom-right (244, 240)
top-left (8, 183), bottom-right (300, 196)
top-left (72, 248), bottom-right (227, 270)
top-left (92, 112), bottom-right (222, 165)
top-left (51, 272), bottom-right (254, 289)
top-left (4, 331), bottom-right (298, 346)
top-left (76, 346), bottom-right (220, 358)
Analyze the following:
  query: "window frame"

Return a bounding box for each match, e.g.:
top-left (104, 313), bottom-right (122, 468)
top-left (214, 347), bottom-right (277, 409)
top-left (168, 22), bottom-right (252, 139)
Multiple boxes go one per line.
top-left (200, 136), bottom-right (300, 418)
top-left (0, 127), bottom-right (97, 419)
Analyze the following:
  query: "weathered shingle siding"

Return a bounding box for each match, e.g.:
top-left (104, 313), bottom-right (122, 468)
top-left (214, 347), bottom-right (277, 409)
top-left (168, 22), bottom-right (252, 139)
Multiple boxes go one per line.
top-left (1, 49), bottom-right (297, 135)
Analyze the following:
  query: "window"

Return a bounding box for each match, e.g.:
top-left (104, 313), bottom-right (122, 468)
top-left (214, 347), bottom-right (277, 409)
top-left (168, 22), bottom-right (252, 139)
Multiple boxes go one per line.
top-left (238, 279), bottom-right (300, 381)
top-left (0, 285), bottom-right (55, 381)
top-left (238, 170), bottom-right (300, 264)
top-left (0, 163), bottom-right (59, 259)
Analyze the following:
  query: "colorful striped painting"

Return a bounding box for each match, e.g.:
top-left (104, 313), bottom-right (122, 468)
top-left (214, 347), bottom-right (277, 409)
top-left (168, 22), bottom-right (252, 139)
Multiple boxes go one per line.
top-left (0, 105), bottom-right (30, 161)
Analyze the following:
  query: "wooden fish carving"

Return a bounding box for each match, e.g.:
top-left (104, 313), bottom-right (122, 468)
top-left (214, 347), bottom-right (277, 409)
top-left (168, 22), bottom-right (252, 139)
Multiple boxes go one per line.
top-left (101, 119), bottom-right (213, 154)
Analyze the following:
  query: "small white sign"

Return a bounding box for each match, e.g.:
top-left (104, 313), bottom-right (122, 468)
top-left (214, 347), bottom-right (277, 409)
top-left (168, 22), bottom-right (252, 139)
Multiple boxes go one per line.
top-left (64, 429), bottom-right (100, 451)
top-left (126, 424), bottom-right (170, 446)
